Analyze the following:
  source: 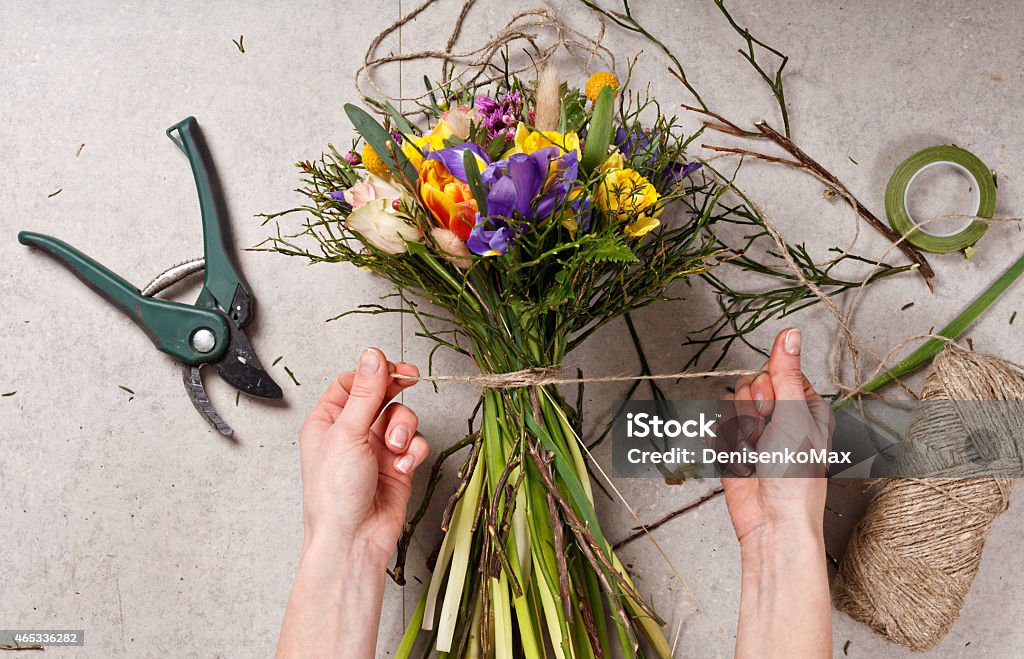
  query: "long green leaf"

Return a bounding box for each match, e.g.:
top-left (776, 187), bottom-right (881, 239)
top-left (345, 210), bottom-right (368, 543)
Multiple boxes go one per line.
top-left (383, 100), bottom-right (417, 136)
top-left (463, 149), bottom-right (489, 216)
top-left (840, 248), bottom-right (1024, 409)
top-left (343, 103), bottom-right (418, 184)
top-left (395, 578), bottom-right (430, 659)
top-left (581, 84), bottom-right (615, 173)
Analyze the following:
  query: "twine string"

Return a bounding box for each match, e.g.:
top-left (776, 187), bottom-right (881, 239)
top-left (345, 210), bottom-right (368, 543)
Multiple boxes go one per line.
top-left (391, 367), bottom-right (760, 390)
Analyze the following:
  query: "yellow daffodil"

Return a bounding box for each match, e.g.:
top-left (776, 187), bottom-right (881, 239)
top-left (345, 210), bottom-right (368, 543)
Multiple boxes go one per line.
top-left (623, 215), bottom-right (660, 238)
top-left (600, 149), bottom-right (625, 173)
top-left (596, 167), bottom-right (662, 237)
top-left (402, 120), bottom-right (455, 169)
top-left (509, 122), bottom-right (581, 158)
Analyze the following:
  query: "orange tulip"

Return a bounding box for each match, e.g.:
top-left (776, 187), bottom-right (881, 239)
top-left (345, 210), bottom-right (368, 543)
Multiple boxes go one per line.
top-left (418, 159), bottom-right (478, 241)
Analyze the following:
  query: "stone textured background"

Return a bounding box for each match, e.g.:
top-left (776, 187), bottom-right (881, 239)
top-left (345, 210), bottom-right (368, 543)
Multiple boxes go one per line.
top-left (2, 1), bottom-right (1023, 656)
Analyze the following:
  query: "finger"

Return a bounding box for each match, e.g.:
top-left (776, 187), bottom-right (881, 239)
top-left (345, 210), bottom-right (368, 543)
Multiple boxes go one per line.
top-left (749, 369), bottom-right (775, 417)
top-left (391, 433), bottom-right (430, 479)
top-left (309, 360), bottom-right (419, 426)
top-left (334, 348), bottom-right (391, 438)
top-left (732, 380), bottom-right (764, 447)
top-left (768, 328), bottom-right (806, 402)
top-left (373, 402), bottom-right (420, 454)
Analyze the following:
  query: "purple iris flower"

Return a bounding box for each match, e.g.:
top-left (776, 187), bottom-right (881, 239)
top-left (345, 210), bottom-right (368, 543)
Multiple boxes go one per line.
top-left (614, 126), bottom-right (702, 188)
top-left (426, 143), bottom-right (490, 182)
top-left (466, 147), bottom-right (588, 256)
top-left (467, 221), bottom-right (513, 256)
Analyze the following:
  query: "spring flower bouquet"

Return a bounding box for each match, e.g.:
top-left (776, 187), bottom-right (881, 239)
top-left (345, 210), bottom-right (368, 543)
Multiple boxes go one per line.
top-left (265, 68), bottom-right (748, 658)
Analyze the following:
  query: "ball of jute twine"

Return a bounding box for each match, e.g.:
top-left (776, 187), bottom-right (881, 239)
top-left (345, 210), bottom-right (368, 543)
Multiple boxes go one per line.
top-left (833, 345), bottom-right (1024, 652)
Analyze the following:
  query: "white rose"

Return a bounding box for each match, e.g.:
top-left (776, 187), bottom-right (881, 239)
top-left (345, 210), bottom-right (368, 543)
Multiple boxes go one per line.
top-left (346, 198), bottom-right (422, 254)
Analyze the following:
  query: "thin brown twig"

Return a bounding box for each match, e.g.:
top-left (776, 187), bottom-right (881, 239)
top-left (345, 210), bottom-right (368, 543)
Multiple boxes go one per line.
top-left (392, 433), bottom-right (478, 585)
top-left (613, 487), bottom-right (725, 551)
top-left (441, 438), bottom-right (483, 531)
top-left (525, 441), bottom-right (639, 653)
top-left (0, 646), bottom-right (44, 652)
top-left (575, 569), bottom-right (605, 659)
top-left (486, 453), bottom-right (524, 597)
top-left (701, 144), bottom-right (803, 169)
top-left (753, 120), bottom-right (935, 290)
top-left (681, 102), bottom-right (746, 135)
top-left (547, 488), bottom-right (575, 631)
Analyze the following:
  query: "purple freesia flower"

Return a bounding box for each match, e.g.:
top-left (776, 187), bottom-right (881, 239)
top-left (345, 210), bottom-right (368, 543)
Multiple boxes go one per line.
top-left (426, 142), bottom-right (490, 182)
top-left (474, 91), bottom-right (525, 141)
top-left (614, 126), bottom-right (702, 188)
top-left (467, 221), bottom-right (513, 256)
top-left (466, 147), bottom-right (589, 256)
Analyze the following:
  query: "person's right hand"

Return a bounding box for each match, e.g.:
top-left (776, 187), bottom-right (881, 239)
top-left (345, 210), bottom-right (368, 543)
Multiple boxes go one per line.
top-left (298, 347), bottom-right (430, 560)
top-left (718, 328), bottom-right (834, 546)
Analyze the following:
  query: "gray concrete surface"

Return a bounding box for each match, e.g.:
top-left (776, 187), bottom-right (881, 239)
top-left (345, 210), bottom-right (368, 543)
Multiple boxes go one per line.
top-left (2, 0), bottom-right (1024, 656)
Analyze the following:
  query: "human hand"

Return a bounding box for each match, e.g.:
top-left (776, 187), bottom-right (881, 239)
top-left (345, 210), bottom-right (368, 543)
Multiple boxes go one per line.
top-left (718, 328), bottom-right (834, 547)
top-left (719, 328), bottom-right (834, 659)
top-left (298, 347), bottom-right (430, 561)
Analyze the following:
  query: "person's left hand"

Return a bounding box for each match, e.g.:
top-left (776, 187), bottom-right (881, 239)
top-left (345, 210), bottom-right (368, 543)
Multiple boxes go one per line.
top-left (298, 347), bottom-right (430, 560)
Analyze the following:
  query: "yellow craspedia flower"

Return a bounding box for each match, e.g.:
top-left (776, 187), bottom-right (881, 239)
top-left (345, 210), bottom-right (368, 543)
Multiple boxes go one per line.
top-left (596, 167), bottom-right (662, 237)
top-left (361, 143), bottom-right (390, 178)
top-left (585, 71), bottom-right (619, 102)
top-left (509, 122), bottom-right (581, 158)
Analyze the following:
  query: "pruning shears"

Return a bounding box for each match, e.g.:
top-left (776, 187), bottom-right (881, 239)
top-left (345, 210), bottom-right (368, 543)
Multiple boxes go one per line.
top-left (18, 117), bottom-right (282, 437)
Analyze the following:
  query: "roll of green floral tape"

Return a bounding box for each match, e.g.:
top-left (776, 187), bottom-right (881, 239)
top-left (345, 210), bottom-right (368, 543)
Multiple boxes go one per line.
top-left (885, 145), bottom-right (995, 253)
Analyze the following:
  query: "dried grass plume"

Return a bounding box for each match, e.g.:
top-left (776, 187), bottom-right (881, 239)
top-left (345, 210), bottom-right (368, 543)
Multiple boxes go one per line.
top-left (533, 64), bottom-right (561, 132)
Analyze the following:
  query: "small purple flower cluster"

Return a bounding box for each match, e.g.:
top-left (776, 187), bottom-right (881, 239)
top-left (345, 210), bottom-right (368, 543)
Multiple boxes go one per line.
top-left (473, 92), bottom-right (525, 142)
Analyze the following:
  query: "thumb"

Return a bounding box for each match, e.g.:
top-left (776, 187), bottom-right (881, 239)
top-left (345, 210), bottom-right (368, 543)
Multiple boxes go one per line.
top-left (334, 347), bottom-right (390, 439)
top-left (768, 328), bottom-right (805, 402)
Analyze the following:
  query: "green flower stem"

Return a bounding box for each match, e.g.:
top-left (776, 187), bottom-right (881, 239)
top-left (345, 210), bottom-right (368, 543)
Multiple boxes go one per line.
top-left (839, 248), bottom-right (1024, 409)
top-left (395, 578), bottom-right (430, 659)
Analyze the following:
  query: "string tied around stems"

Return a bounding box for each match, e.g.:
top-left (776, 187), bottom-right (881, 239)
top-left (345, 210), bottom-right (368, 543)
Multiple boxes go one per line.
top-left (391, 367), bottom-right (761, 390)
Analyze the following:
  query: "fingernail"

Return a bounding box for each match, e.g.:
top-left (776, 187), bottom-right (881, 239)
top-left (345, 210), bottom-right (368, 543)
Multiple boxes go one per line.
top-left (754, 392), bottom-right (766, 414)
top-left (784, 329), bottom-right (802, 356)
top-left (733, 440), bottom-right (756, 476)
top-left (389, 425), bottom-right (409, 450)
top-left (359, 348), bottom-right (381, 375)
top-left (740, 418), bottom-right (758, 441)
top-left (395, 453), bottom-right (415, 474)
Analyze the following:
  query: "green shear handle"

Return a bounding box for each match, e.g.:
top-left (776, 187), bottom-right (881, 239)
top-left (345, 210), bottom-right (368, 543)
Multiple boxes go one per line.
top-left (166, 116), bottom-right (252, 327)
top-left (17, 231), bottom-right (230, 365)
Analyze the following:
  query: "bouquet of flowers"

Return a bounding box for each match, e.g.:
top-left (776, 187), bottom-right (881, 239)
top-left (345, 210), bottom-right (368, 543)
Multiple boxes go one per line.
top-left (262, 44), bottom-right (908, 652)
top-left (266, 66), bottom-right (716, 657)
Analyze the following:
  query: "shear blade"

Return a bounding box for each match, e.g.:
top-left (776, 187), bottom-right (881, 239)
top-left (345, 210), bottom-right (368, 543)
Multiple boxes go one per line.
top-left (214, 322), bottom-right (283, 399)
top-left (182, 365), bottom-right (234, 437)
